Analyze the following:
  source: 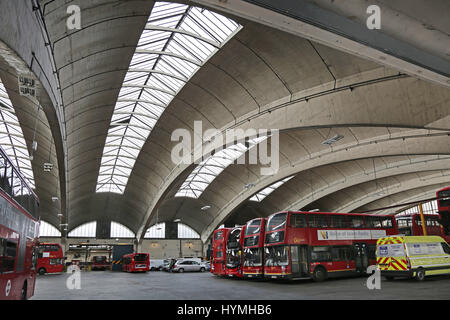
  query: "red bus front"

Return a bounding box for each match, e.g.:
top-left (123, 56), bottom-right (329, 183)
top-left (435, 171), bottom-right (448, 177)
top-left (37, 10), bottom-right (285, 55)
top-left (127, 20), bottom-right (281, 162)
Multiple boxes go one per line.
top-left (437, 186), bottom-right (450, 242)
top-left (37, 243), bottom-right (64, 275)
top-left (225, 225), bottom-right (246, 278)
top-left (242, 218), bottom-right (266, 278)
top-left (264, 211), bottom-right (398, 281)
top-left (211, 228), bottom-right (230, 276)
top-left (92, 256), bottom-right (110, 270)
top-left (122, 253), bottom-right (149, 272)
top-left (0, 146), bottom-right (40, 299)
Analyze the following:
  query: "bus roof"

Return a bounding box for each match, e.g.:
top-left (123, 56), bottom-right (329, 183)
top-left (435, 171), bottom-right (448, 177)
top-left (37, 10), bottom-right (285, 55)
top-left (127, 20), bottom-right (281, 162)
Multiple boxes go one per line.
top-left (270, 210), bottom-right (394, 217)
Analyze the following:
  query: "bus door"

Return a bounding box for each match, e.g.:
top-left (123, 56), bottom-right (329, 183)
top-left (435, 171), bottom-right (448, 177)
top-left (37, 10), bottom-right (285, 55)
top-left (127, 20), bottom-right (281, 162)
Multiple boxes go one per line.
top-left (354, 243), bottom-right (369, 273)
top-left (290, 245), bottom-right (309, 277)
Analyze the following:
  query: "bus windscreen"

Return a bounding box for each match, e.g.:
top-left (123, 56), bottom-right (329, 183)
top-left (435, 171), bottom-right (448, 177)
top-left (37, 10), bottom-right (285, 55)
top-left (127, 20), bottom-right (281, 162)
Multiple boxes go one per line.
top-left (266, 213), bottom-right (287, 232)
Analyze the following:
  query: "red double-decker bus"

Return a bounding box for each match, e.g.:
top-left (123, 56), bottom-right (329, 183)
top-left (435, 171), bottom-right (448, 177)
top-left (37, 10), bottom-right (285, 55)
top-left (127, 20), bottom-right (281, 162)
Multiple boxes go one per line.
top-left (263, 211), bottom-right (398, 281)
top-left (437, 186), bottom-right (450, 242)
top-left (242, 218), bottom-right (266, 279)
top-left (36, 243), bottom-right (64, 275)
top-left (225, 225), bottom-right (246, 278)
top-left (396, 214), bottom-right (443, 237)
top-left (122, 253), bottom-right (150, 272)
top-left (0, 146), bottom-right (40, 299)
top-left (211, 227), bottom-right (230, 276)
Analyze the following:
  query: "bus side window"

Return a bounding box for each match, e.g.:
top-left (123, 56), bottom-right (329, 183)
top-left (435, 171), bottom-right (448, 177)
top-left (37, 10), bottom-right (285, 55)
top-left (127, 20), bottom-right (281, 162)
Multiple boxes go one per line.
top-left (381, 217), bottom-right (393, 228)
top-left (0, 238), bottom-right (17, 273)
top-left (311, 246), bottom-right (331, 262)
top-left (290, 214), bottom-right (306, 227)
top-left (441, 243), bottom-right (450, 255)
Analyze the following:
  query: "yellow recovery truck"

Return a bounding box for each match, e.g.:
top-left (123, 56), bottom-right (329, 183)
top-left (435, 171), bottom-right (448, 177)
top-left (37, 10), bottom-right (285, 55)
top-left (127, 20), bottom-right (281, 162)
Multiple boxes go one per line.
top-left (376, 235), bottom-right (450, 281)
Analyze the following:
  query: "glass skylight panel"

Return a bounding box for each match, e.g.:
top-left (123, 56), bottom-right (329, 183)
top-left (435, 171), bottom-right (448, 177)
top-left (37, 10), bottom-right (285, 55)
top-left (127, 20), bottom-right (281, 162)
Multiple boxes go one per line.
top-left (68, 221), bottom-right (97, 238)
top-left (178, 223), bottom-right (200, 239)
top-left (39, 220), bottom-right (61, 237)
top-left (110, 221), bottom-right (135, 238)
top-left (175, 136), bottom-right (267, 198)
top-left (249, 175), bottom-right (295, 202)
top-left (96, 2), bottom-right (241, 194)
top-left (144, 222), bottom-right (166, 238)
top-left (0, 80), bottom-right (35, 188)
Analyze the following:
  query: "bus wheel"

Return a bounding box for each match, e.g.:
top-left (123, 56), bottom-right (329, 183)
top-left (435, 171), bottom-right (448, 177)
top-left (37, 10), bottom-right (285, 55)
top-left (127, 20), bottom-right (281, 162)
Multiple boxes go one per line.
top-left (313, 266), bottom-right (327, 282)
top-left (21, 281), bottom-right (27, 300)
top-left (415, 268), bottom-right (426, 281)
top-left (38, 268), bottom-right (46, 275)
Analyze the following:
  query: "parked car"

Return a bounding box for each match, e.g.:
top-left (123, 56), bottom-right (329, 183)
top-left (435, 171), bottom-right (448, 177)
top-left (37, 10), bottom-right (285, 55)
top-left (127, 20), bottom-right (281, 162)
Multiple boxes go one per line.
top-left (203, 261), bottom-right (211, 271)
top-left (150, 259), bottom-right (164, 271)
top-left (161, 258), bottom-right (177, 272)
top-left (172, 259), bottom-right (208, 273)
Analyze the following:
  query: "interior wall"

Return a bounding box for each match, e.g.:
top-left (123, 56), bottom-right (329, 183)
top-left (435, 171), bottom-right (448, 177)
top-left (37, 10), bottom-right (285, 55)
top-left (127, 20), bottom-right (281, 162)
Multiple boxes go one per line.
top-left (38, 237), bottom-right (204, 261)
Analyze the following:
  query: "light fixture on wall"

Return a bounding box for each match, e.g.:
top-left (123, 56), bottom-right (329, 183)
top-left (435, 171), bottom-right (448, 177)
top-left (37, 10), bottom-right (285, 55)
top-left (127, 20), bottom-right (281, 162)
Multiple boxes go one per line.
top-left (201, 205), bottom-right (211, 211)
top-left (321, 134), bottom-right (344, 145)
top-left (43, 162), bottom-right (53, 172)
top-left (173, 219), bottom-right (181, 223)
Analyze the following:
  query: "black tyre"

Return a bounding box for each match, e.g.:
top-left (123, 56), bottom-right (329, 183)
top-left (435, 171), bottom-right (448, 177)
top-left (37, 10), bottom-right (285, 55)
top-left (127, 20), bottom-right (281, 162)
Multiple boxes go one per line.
top-left (415, 268), bottom-right (426, 281)
top-left (200, 267), bottom-right (205, 272)
top-left (21, 282), bottom-right (27, 300)
top-left (38, 268), bottom-right (46, 275)
top-left (312, 266), bottom-right (327, 282)
top-left (178, 268), bottom-right (184, 273)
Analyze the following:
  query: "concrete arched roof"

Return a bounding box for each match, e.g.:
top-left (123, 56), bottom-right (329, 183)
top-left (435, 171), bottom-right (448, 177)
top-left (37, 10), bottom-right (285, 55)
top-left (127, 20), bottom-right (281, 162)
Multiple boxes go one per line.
top-left (0, 1), bottom-right (448, 242)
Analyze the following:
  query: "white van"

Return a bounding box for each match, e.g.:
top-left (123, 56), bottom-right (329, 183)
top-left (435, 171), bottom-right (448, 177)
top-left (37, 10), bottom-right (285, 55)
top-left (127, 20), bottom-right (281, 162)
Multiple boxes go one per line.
top-left (376, 235), bottom-right (450, 280)
top-left (149, 259), bottom-right (164, 271)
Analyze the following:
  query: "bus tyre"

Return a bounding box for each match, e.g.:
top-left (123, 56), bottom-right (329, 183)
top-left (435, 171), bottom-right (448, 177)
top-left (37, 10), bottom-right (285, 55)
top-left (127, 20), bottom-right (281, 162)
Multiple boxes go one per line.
top-left (38, 268), bottom-right (46, 275)
top-left (415, 269), bottom-right (425, 281)
top-left (21, 282), bottom-right (27, 300)
top-left (178, 268), bottom-right (184, 273)
top-left (313, 266), bottom-right (327, 282)
top-left (200, 267), bottom-right (205, 272)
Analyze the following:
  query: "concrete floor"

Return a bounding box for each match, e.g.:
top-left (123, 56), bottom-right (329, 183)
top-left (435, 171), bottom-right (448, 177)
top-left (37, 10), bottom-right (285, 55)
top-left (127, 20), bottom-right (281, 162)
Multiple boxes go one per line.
top-left (31, 271), bottom-right (450, 300)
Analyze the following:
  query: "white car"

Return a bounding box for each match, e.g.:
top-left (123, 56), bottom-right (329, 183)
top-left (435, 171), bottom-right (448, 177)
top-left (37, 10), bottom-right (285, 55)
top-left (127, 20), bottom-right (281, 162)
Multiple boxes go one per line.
top-left (172, 259), bottom-right (208, 273)
top-left (149, 259), bottom-right (164, 271)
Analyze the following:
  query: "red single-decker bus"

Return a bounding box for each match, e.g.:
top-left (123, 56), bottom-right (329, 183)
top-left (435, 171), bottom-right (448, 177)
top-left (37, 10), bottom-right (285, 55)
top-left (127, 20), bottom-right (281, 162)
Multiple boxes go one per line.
top-left (92, 256), bottom-right (110, 270)
top-left (37, 243), bottom-right (64, 275)
top-left (242, 218), bottom-right (266, 278)
top-left (122, 253), bottom-right (150, 272)
top-left (264, 211), bottom-right (398, 281)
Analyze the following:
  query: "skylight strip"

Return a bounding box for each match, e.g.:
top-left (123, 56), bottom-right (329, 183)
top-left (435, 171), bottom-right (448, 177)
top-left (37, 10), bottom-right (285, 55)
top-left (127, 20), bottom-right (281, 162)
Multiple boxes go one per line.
top-left (96, 2), bottom-right (242, 194)
top-left (249, 175), bottom-right (295, 202)
top-left (175, 136), bottom-right (267, 199)
top-left (0, 80), bottom-right (35, 188)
